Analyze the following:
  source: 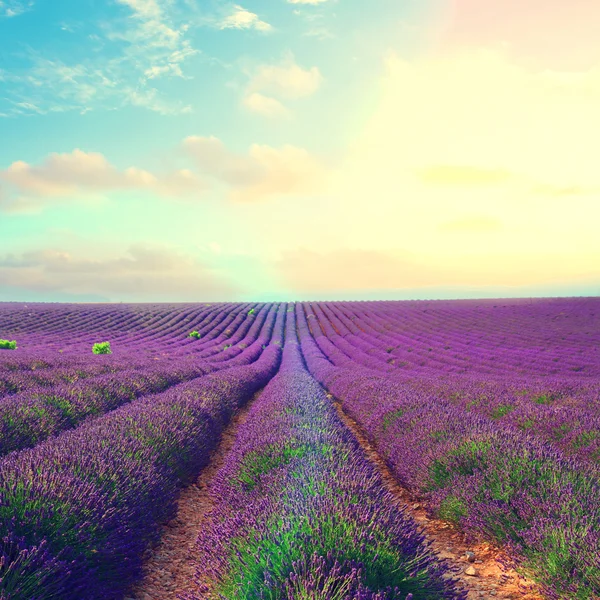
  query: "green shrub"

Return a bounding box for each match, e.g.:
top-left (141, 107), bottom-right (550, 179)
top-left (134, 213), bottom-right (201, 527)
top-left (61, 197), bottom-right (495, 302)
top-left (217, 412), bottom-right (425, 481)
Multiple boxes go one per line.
top-left (189, 330), bottom-right (201, 339)
top-left (92, 342), bottom-right (111, 355)
top-left (248, 308), bottom-right (255, 316)
top-left (0, 339), bottom-right (17, 350)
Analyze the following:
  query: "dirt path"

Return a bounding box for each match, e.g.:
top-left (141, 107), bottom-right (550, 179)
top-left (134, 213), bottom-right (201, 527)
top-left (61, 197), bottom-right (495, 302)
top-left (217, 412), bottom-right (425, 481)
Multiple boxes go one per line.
top-left (125, 392), bottom-right (260, 600)
top-left (331, 396), bottom-right (546, 600)
top-left (125, 387), bottom-right (546, 600)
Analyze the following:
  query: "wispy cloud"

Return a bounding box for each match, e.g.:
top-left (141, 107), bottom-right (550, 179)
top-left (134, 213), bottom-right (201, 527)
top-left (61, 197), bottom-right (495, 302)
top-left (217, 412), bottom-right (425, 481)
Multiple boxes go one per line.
top-left (120, 86), bottom-right (193, 115)
top-left (0, 149), bottom-right (206, 212)
top-left (218, 5), bottom-right (272, 32)
top-left (115, 0), bottom-right (161, 20)
top-left (0, 0), bottom-right (198, 116)
top-left (0, 0), bottom-right (33, 18)
top-left (291, 5), bottom-right (335, 39)
top-left (107, 0), bottom-right (199, 84)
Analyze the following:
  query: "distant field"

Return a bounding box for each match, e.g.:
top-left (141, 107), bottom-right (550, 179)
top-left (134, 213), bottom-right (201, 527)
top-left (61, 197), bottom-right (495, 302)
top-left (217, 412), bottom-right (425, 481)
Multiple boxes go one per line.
top-left (0, 299), bottom-right (598, 599)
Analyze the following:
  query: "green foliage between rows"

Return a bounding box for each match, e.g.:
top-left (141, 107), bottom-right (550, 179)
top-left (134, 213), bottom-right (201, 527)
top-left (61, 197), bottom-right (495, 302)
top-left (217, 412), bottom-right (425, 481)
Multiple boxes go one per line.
top-left (426, 436), bottom-right (600, 597)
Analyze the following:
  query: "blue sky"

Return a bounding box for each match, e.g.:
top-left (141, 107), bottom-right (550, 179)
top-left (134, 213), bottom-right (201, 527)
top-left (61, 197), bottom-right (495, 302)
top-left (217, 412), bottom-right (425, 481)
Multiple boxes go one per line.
top-left (1, 0), bottom-right (599, 302)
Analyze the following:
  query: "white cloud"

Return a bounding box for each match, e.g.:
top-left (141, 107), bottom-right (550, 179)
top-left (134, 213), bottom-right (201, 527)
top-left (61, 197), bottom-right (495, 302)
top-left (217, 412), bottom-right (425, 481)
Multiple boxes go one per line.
top-left (246, 55), bottom-right (322, 99)
top-left (0, 244), bottom-right (239, 301)
top-left (104, 2), bottom-right (199, 84)
top-left (218, 5), bottom-right (272, 31)
top-left (144, 64), bottom-right (181, 79)
top-left (275, 245), bottom-right (600, 294)
top-left (182, 135), bottom-right (328, 201)
top-left (242, 92), bottom-right (291, 118)
top-left (287, 0), bottom-right (330, 4)
top-left (182, 136), bottom-right (264, 186)
top-left (239, 54), bottom-right (323, 117)
top-left (0, 149), bottom-right (206, 211)
top-left (122, 86), bottom-right (192, 114)
top-left (0, 0), bottom-right (33, 18)
top-left (0, 136), bottom-right (327, 211)
top-left (116, 0), bottom-right (161, 19)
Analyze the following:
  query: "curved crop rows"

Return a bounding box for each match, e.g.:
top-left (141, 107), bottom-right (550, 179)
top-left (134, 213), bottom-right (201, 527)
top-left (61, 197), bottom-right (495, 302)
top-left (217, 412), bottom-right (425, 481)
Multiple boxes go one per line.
top-left (0, 298), bottom-right (598, 599)
top-left (189, 311), bottom-right (463, 599)
top-left (0, 304), bottom-right (280, 457)
top-left (0, 309), bottom-right (284, 599)
top-left (297, 300), bottom-right (600, 599)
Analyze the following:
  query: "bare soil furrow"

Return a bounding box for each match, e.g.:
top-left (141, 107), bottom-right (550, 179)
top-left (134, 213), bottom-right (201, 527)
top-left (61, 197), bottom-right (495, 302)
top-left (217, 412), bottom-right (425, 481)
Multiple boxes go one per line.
top-left (126, 391), bottom-right (261, 600)
top-left (331, 395), bottom-right (546, 600)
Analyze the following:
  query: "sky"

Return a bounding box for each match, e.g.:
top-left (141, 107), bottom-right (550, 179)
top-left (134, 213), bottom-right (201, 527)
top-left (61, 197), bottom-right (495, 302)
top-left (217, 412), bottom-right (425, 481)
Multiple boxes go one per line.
top-left (0, 0), bottom-right (599, 302)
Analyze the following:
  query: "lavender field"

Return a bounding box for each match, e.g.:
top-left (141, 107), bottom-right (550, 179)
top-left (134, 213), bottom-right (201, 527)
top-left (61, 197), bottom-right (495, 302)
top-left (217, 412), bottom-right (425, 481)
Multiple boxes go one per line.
top-left (0, 299), bottom-right (598, 600)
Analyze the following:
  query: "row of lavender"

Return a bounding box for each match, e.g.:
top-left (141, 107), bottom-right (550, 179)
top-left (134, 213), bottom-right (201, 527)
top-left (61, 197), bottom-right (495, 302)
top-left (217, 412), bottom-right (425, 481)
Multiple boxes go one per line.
top-left (0, 302), bottom-right (218, 354)
top-left (307, 301), bottom-right (600, 465)
top-left (0, 303), bottom-right (280, 457)
top-left (298, 301), bottom-right (600, 599)
top-left (1, 298), bottom-right (598, 598)
top-left (0, 306), bottom-right (285, 599)
top-left (356, 298), bottom-right (599, 377)
top-left (0, 302), bottom-right (273, 357)
top-left (0, 302), bottom-right (250, 392)
top-left (188, 311), bottom-right (463, 599)
top-left (0, 303), bottom-right (466, 600)
top-left (310, 300), bottom-right (599, 378)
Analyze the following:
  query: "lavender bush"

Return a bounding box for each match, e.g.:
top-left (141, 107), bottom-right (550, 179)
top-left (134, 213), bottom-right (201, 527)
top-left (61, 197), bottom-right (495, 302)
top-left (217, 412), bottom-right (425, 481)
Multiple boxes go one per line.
top-left (0, 298), bottom-right (598, 599)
